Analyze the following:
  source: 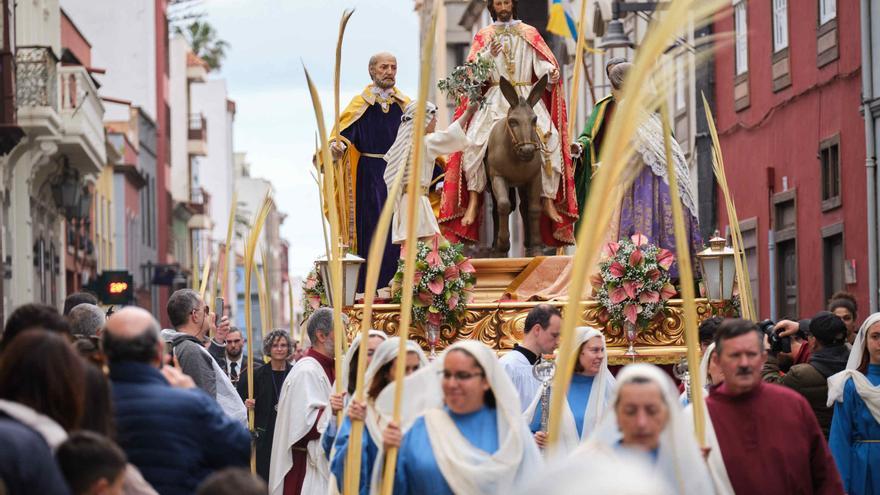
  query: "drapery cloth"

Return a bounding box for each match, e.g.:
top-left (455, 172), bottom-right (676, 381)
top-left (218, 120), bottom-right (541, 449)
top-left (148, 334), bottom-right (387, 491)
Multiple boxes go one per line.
top-left (579, 363), bottom-right (716, 495)
top-left (523, 326), bottom-right (615, 456)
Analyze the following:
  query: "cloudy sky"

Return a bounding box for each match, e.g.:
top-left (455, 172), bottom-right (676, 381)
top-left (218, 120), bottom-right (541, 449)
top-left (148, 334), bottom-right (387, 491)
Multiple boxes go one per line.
top-left (203, 0), bottom-right (420, 277)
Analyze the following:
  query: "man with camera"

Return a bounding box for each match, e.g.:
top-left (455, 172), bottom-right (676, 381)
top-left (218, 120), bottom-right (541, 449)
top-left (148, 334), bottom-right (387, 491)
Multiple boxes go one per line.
top-left (762, 312), bottom-right (851, 437)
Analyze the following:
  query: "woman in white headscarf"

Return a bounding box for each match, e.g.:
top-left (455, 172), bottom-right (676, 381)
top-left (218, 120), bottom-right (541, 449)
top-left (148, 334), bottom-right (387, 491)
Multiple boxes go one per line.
top-left (329, 337), bottom-right (428, 495)
top-left (377, 340), bottom-right (542, 495)
top-left (322, 330), bottom-right (387, 459)
top-left (383, 100), bottom-right (476, 244)
top-left (828, 312), bottom-right (880, 494)
top-left (524, 326), bottom-right (615, 455)
top-left (680, 342), bottom-right (725, 405)
top-left (579, 363), bottom-right (716, 495)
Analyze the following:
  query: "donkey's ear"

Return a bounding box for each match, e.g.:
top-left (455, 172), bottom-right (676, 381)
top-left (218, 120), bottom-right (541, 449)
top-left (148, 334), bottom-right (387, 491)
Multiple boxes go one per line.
top-left (527, 74), bottom-right (549, 108)
top-left (499, 77), bottom-right (520, 107)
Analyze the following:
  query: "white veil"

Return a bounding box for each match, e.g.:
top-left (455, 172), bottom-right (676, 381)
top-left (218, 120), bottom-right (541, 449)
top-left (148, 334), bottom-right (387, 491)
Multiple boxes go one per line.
top-left (827, 312), bottom-right (880, 423)
top-left (374, 340), bottom-right (543, 495)
top-left (523, 326), bottom-right (615, 456)
top-left (340, 330), bottom-right (388, 396)
top-left (581, 363), bottom-right (716, 495)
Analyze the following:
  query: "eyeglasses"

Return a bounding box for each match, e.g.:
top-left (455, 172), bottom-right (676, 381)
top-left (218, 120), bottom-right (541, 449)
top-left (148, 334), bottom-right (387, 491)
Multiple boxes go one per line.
top-left (439, 370), bottom-right (484, 382)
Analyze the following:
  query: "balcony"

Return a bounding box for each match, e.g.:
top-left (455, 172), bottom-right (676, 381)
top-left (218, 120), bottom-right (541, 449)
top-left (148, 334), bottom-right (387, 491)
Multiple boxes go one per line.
top-left (58, 65), bottom-right (106, 175)
top-left (15, 46), bottom-right (61, 137)
top-left (187, 113), bottom-right (207, 156)
top-left (188, 186), bottom-right (210, 215)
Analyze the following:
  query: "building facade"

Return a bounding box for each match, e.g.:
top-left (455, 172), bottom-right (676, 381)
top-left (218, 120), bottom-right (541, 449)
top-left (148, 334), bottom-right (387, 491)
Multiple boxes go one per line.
top-left (713, 0), bottom-right (867, 319)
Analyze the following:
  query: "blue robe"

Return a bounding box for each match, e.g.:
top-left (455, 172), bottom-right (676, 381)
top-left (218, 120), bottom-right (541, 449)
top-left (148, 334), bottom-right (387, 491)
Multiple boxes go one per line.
top-left (329, 416), bottom-right (379, 495)
top-left (394, 406), bottom-right (499, 495)
top-left (830, 364), bottom-right (880, 494)
top-left (341, 103), bottom-right (403, 293)
top-left (529, 374), bottom-right (593, 437)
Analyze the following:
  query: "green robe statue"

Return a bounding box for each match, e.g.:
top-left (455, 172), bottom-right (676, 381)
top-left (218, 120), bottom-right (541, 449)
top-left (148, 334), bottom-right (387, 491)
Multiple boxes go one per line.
top-left (574, 94), bottom-right (615, 232)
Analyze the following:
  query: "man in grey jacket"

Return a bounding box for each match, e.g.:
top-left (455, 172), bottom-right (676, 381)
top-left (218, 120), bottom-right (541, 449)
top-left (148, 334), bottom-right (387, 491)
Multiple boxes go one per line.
top-left (161, 289), bottom-right (246, 423)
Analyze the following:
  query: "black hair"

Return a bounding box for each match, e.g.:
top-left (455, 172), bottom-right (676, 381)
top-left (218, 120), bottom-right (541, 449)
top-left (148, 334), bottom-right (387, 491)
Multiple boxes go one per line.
top-left (1, 303), bottom-right (70, 352)
top-left (698, 316), bottom-right (723, 345)
top-left (713, 318), bottom-right (763, 354)
top-left (827, 291), bottom-right (858, 318)
top-left (196, 467), bottom-right (267, 495)
top-left (63, 291), bottom-right (99, 316)
top-left (56, 432), bottom-right (127, 495)
top-left (523, 304), bottom-right (560, 334)
top-left (487, 0), bottom-right (518, 21)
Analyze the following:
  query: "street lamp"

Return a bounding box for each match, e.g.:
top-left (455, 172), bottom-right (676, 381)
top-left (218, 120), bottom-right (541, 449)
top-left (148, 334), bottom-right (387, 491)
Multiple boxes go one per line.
top-left (50, 161), bottom-right (82, 220)
top-left (597, 1), bottom-right (669, 50)
top-left (315, 252), bottom-right (365, 307)
top-left (696, 235), bottom-right (737, 301)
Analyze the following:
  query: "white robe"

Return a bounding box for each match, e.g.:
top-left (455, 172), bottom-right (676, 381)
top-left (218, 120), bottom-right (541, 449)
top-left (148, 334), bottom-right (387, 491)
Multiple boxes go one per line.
top-left (461, 21), bottom-right (561, 198)
top-left (498, 349), bottom-right (541, 412)
top-left (385, 121), bottom-right (470, 244)
top-left (268, 356), bottom-right (332, 495)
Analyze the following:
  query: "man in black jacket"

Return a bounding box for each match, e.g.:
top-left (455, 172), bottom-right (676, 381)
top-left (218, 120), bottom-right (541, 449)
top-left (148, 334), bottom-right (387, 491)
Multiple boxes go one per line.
top-left (763, 311), bottom-right (850, 437)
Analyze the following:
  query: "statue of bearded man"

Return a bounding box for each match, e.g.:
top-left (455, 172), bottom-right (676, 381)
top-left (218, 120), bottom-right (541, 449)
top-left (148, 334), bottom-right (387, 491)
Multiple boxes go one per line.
top-left (439, 0), bottom-right (578, 248)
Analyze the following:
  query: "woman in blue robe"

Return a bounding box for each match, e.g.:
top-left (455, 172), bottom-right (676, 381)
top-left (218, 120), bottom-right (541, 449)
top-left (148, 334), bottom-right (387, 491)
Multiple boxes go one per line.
top-left (828, 312), bottom-right (880, 495)
top-left (378, 340), bottom-right (542, 495)
top-left (328, 338), bottom-right (427, 495)
top-left (525, 326), bottom-right (614, 455)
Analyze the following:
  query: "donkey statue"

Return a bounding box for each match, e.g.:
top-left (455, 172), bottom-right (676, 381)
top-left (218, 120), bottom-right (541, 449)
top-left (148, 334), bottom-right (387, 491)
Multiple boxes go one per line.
top-left (486, 74), bottom-right (551, 256)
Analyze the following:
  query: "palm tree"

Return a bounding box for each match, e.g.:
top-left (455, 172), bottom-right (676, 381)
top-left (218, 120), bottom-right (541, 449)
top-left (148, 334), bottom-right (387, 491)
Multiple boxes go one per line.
top-left (176, 20), bottom-right (230, 71)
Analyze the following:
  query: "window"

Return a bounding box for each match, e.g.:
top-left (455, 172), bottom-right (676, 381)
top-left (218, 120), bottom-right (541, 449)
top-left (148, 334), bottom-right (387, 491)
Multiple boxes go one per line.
top-left (822, 224), bottom-right (844, 301)
top-left (819, 0), bottom-right (836, 25)
top-left (675, 55), bottom-right (686, 111)
top-left (734, 1), bottom-right (748, 75)
top-left (740, 218), bottom-right (760, 316)
top-left (772, 0), bottom-right (788, 53)
top-left (820, 137), bottom-right (841, 210)
top-left (773, 190), bottom-right (797, 319)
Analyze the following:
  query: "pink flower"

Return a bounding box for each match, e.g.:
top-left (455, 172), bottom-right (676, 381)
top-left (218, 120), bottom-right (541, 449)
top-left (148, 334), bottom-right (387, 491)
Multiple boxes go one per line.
top-left (603, 242), bottom-right (620, 257)
top-left (624, 304), bottom-right (642, 324)
top-left (646, 269), bottom-right (661, 282)
top-left (590, 272), bottom-right (604, 290)
top-left (610, 286), bottom-right (628, 304)
top-left (414, 270), bottom-right (424, 286)
top-left (631, 233), bottom-right (649, 246)
top-left (657, 249), bottom-right (675, 270)
top-left (598, 309), bottom-right (610, 323)
top-left (447, 293), bottom-right (459, 310)
top-left (418, 290), bottom-right (434, 305)
top-left (623, 280), bottom-right (643, 299)
top-left (660, 283), bottom-right (677, 300)
top-left (428, 276), bottom-right (445, 295)
top-left (609, 262), bottom-right (625, 278)
top-left (639, 291), bottom-right (660, 303)
top-left (426, 250), bottom-right (441, 268)
top-left (444, 265), bottom-right (460, 280)
top-left (458, 259), bottom-right (476, 274)
top-left (629, 249), bottom-right (644, 267)
top-left (305, 277), bottom-right (317, 290)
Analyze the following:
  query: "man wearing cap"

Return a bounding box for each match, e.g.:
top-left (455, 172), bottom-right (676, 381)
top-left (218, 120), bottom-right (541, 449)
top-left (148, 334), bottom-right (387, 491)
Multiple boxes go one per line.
top-left (762, 312), bottom-right (851, 437)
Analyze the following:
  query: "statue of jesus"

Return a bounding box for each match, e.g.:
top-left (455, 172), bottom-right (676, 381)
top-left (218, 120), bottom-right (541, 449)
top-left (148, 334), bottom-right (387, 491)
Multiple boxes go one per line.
top-left (439, 0), bottom-right (578, 248)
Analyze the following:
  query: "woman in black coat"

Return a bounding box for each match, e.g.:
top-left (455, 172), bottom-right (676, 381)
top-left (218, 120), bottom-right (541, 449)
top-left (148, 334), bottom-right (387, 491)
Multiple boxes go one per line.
top-left (237, 329), bottom-right (293, 482)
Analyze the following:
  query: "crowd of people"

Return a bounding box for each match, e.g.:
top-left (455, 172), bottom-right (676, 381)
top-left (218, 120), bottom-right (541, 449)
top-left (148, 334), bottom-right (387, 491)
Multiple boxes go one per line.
top-left (0, 288), bottom-right (878, 495)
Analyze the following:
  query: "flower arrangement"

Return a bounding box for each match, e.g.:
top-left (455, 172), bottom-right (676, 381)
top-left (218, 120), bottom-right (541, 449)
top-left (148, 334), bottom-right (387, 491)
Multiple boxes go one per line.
top-left (592, 233), bottom-right (677, 329)
top-left (302, 268), bottom-right (328, 321)
top-left (391, 236), bottom-right (476, 328)
top-left (437, 54), bottom-right (495, 108)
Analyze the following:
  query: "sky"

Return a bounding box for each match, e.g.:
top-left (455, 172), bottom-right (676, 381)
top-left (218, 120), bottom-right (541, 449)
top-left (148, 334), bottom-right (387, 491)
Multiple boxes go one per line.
top-left (202, 0), bottom-right (420, 277)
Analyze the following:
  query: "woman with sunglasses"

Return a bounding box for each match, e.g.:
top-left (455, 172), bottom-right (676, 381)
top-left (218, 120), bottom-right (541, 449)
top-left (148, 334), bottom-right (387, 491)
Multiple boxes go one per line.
top-left (378, 340), bottom-right (542, 495)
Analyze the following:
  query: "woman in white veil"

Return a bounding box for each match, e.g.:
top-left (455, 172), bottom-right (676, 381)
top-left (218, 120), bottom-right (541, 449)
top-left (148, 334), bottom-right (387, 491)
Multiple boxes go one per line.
top-left (578, 363), bottom-right (716, 495)
top-left (376, 340), bottom-right (542, 495)
top-left (329, 337), bottom-right (428, 495)
top-left (523, 326), bottom-right (615, 456)
top-left (827, 312), bottom-right (880, 494)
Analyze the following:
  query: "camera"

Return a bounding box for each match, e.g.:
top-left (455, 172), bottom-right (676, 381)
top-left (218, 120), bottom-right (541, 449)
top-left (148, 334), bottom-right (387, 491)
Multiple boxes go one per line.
top-left (758, 319), bottom-right (791, 354)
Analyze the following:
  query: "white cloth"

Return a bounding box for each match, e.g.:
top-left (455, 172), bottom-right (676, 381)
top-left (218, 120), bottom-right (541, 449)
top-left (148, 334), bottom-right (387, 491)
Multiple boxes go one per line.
top-left (499, 348), bottom-right (543, 411)
top-left (579, 363), bottom-right (717, 495)
top-left (461, 23), bottom-right (561, 197)
top-left (198, 344), bottom-right (247, 425)
top-left (0, 399), bottom-right (67, 450)
top-left (684, 400), bottom-right (735, 495)
top-left (523, 327), bottom-right (615, 456)
top-left (268, 355), bottom-right (333, 495)
top-left (679, 342), bottom-right (718, 404)
top-left (376, 340), bottom-right (543, 495)
top-left (827, 312), bottom-right (880, 423)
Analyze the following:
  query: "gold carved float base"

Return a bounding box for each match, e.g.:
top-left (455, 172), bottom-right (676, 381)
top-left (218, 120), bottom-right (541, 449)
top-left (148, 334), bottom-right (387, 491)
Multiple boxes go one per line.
top-left (346, 299), bottom-right (719, 366)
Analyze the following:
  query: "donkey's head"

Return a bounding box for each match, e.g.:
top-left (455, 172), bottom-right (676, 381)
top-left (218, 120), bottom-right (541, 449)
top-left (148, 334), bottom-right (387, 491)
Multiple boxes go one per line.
top-left (499, 74), bottom-right (548, 162)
